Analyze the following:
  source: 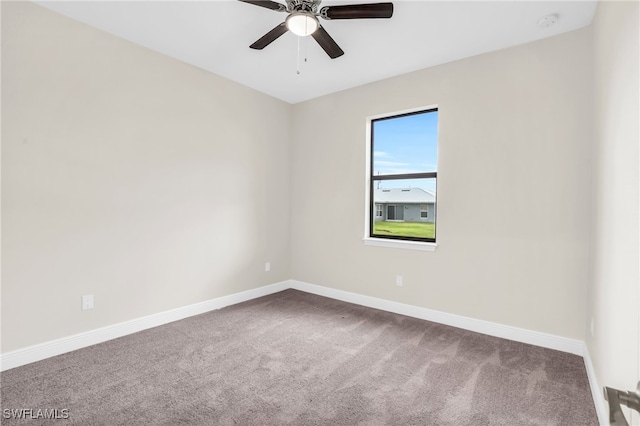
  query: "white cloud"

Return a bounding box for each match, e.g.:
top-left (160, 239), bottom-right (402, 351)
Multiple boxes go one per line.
top-left (375, 160), bottom-right (409, 167)
top-left (373, 151), bottom-right (389, 158)
top-left (377, 168), bottom-right (427, 175)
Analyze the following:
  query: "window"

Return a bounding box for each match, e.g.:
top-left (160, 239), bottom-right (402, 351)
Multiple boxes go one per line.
top-left (368, 107), bottom-right (438, 243)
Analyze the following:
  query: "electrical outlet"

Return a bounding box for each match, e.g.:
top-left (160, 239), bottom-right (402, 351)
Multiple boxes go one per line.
top-left (590, 318), bottom-right (594, 337)
top-left (81, 295), bottom-right (94, 311)
top-left (396, 275), bottom-right (403, 287)
top-left (265, 262), bottom-right (271, 272)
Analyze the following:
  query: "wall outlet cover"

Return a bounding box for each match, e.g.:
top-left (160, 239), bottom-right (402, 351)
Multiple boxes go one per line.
top-left (82, 295), bottom-right (94, 311)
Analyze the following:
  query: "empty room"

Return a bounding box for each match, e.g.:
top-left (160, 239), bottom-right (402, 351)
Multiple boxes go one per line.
top-left (1, 0), bottom-right (638, 424)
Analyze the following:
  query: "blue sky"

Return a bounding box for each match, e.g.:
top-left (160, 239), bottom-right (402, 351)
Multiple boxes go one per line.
top-left (372, 110), bottom-right (438, 192)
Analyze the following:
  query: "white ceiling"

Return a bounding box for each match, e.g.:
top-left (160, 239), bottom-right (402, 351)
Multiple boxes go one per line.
top-left (36, 0), bottom-right (598, 104)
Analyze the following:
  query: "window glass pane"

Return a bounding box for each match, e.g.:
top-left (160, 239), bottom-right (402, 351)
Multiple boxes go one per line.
top-left (372, 111), bottom-right (438, 176)
top-left (372, 178), bottom-right (436, 240)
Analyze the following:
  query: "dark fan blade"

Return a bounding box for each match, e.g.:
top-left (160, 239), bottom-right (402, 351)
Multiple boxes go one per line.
top-left (238, 0), bottom-right (286, 12)
top-left (250, 23), bottom-right (288, 50)
top-left (311, 25), bottom-right (344, 59)
top-left (320, 2), bottom-right (393, 19)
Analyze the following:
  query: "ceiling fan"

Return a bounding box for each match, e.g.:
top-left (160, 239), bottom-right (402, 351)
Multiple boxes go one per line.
top-left (239, 0), bottom-right (394, 59)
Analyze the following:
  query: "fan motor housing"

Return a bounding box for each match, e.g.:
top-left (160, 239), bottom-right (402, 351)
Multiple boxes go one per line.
top-left (286, 0), bottom-right (321, 13)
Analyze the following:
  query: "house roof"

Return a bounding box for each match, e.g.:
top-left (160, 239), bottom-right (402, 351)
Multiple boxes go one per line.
top-left (375, 188), bottom-right (435, 204)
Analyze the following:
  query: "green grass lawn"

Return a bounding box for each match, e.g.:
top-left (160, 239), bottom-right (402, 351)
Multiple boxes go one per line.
top-left (373, 221), bottom-right (435, 239)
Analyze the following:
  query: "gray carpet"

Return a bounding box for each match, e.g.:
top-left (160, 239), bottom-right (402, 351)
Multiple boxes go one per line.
top-left (1, 289), bottom-right (597, 425)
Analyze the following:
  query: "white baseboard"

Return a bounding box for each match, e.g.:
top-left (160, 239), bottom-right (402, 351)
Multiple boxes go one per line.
top-left (0, 278), bottom-right (586, 374)
top-left (583, 345), bottom-right (608, 426)
top-left (289, 280), bottom-right (585, 355)
top-left (0, 281), bottom-right (290, 372)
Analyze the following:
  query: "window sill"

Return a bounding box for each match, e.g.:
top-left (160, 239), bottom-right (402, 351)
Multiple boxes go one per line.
top-left (363, 237), bottom-right (438, 252)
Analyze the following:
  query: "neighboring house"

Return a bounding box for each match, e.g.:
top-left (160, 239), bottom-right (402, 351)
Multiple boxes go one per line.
top-left (374, 188), bottom-right (436, 223)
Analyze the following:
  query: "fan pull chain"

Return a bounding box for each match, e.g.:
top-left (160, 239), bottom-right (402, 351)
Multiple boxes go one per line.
top-left (296, 36), bottom-right (301, 75)
top-left (296, 37), bottom-right (309, 75)
top-left (296, 19), bottom-right (311, 75)
top-left (304, 17), bottom-right (309, 64)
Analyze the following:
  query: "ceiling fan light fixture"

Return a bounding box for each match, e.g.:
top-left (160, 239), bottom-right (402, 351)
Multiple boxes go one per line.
top-left (286, 12), bottom-right (319, 36)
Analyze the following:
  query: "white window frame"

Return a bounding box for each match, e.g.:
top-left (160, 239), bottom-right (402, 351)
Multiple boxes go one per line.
top-left (363, 105), bottom-right (438, 252)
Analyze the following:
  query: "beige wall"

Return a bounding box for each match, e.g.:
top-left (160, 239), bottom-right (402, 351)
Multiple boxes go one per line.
top-left (290, 28), bottom-right (593, 340)
top-left (1, 2), bottom-right (292, 353)
top-left (588, 0), bottom-right (640, 423)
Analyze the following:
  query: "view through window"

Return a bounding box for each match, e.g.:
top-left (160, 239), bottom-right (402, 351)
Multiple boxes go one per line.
top-left (370, 108), bottom-right (438, 242)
